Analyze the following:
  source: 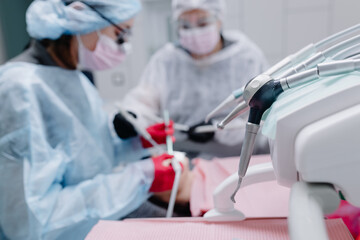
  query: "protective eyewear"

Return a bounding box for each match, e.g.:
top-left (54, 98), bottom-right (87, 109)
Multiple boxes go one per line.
top-left (80, 1), bottom-right (132, 45)
top-left (177, 15), bottom-right (217, 30)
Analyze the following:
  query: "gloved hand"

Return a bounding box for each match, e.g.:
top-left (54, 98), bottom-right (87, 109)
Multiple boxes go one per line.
top-left (149, 153), bottom-right (183, 193)
top-left (187, 120), bottom-right (215, 143)
top-left (141, 121), bottom-right (175, 148)
top-left (113, 111), bottom-right (138, 139)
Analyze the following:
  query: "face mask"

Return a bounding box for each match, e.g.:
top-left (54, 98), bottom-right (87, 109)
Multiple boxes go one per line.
top-left (179, 24), bottom-right (220, 56)
top-left (77, 31), bottom-right (127, 71)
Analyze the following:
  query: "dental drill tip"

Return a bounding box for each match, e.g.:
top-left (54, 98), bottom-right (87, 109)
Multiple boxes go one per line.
top-left (230, 178), bottom-right (242, 203)
top-left (217, 122), bottom-right (225, 129)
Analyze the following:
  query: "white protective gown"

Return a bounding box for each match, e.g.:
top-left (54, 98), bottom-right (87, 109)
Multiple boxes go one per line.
top-left (123, 30), bottom-right (270, 158)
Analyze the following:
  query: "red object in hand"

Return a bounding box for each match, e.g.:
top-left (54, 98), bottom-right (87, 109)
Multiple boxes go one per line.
top-left (141, 121), bottom-right (175, 148)
top-left (149, 153), bottom-right (183, 193)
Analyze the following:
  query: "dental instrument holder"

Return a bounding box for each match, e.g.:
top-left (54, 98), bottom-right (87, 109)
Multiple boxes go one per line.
top-left (164, 111), bottom-right (182, 218)
top-left (205, 87), bottom-right (245, 123)
top-left (216, 36), bottom-right (360, 200)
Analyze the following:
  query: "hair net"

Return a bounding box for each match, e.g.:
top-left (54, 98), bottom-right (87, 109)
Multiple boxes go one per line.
top-left (172, 0), bottom-right (226, 21)
top-left (26, 0), bottom-right (141, 40)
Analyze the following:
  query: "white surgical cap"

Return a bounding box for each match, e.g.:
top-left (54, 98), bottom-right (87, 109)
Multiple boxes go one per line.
top-left (172, 0), bottom-right (226, 21)
top-left (26, 0), bottom-right (141, 40)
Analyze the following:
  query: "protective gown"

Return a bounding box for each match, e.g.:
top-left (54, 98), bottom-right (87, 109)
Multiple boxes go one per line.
top-left (123, 31), bottom-right (269, 158)
top-left (0, 62), bottom-right (153, 240)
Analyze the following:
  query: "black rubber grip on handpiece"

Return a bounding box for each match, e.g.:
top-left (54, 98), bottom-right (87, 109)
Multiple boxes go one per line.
top-left (248, 80), bottom-right (284, 124)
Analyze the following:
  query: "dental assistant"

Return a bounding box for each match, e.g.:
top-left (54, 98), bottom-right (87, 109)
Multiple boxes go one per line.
top-left (123, 0), bottom-right (270, 159)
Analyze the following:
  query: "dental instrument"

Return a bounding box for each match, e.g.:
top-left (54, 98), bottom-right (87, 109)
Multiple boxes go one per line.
top-left (206, 23), bottom-right (360, 122)
top-left (135, 110), bottom-right (190, 132)
top-left (164, 110), bottom-right (183, 218)
top-left (218, 34), bottom-right (360, 131)
top-left (205, 87), bottom-right (244, 123)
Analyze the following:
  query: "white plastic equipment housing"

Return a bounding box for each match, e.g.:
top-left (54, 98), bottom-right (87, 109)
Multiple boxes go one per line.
top-left (270, 77), bottom-right (360, 191)
top-left (294, 103), bottom-right (360, 207)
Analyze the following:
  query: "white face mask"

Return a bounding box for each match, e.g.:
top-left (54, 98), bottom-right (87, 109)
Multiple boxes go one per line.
top-left (77, 31), bottom-right (127, 71)
top-left (179, 24), bottom-right (220, 56)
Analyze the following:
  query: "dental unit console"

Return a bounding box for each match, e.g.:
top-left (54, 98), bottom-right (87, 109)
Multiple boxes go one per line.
top-left (204, 23), bottom-right (360, 240)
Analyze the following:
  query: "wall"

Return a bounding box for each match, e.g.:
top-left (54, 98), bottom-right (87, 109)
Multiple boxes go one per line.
top-left (0, 0), bottom-right (33, 62)
top-left (0, 18), bottom-right (5, 65)
top-left (229, 0), bottom-right (360, 64)
top-left (18, 0), bottom-right (356, 103)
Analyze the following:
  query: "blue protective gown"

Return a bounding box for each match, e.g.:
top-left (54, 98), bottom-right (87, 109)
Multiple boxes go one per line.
top-left (0, 61), bottom-right (153, 239)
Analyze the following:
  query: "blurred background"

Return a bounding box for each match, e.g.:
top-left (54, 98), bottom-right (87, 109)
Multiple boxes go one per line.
top-left (1, 0), bottom-right (360, 105)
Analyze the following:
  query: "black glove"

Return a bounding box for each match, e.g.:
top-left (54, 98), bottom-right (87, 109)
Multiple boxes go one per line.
top-left (113, 111), bottom-right (138, 139)
top-left (187, 121), bottom-right (215, 143)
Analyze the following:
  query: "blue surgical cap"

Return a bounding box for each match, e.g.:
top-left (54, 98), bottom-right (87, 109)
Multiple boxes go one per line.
top-left (26, 0), bottom-right (141, 40)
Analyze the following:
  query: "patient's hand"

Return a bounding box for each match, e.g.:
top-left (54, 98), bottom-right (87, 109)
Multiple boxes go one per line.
top-left (153, 156), bottom-right (194, 204)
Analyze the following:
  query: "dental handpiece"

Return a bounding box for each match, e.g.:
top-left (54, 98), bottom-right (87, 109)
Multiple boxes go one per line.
top-left (230, 75), bottom-right (283, 202)
top-left (231, 122), bottom-right (260, 203)
top-left (205, 87), bottom-right (244, 123)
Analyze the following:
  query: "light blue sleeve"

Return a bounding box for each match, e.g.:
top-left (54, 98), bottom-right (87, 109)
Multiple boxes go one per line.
top-left (0, 74), bottom-right (153, 240)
